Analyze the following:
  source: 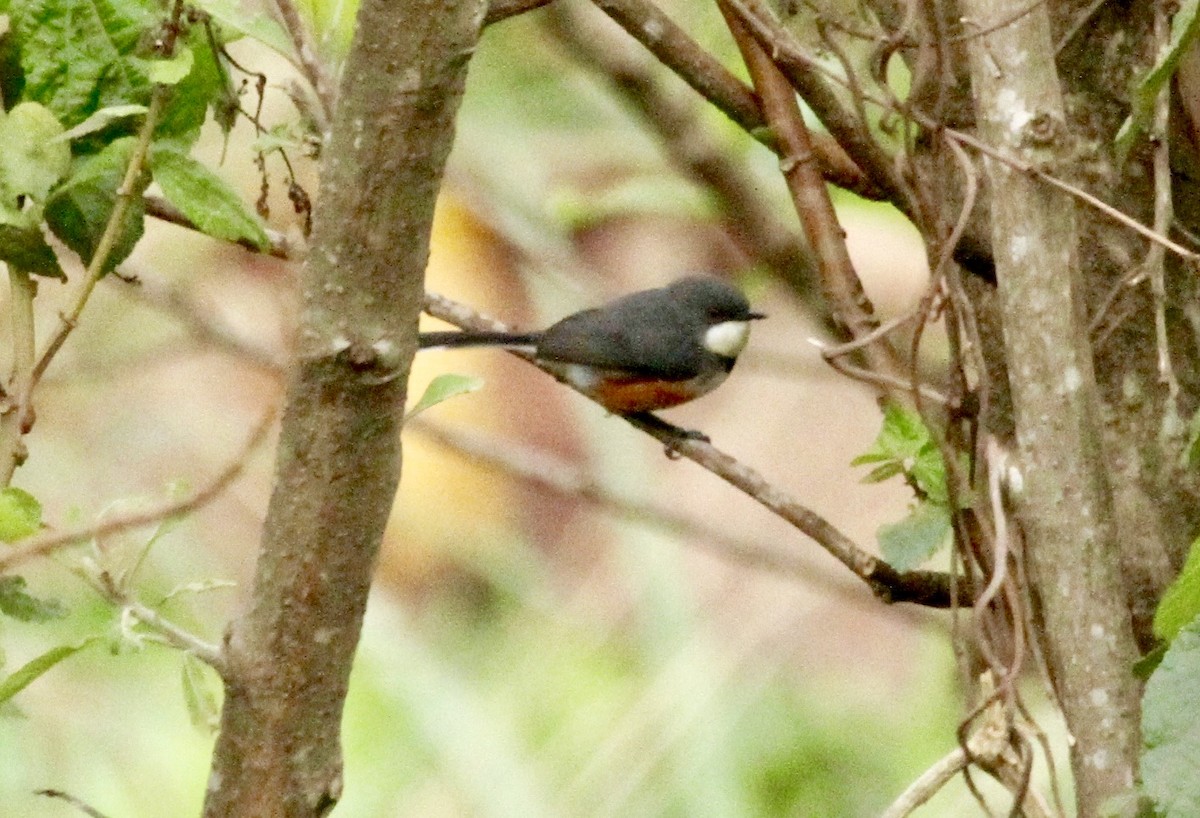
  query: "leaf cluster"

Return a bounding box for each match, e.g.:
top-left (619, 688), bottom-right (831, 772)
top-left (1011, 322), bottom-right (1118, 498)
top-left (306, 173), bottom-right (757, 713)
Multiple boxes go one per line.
top-left (0, 0), bottom-right (271, 280)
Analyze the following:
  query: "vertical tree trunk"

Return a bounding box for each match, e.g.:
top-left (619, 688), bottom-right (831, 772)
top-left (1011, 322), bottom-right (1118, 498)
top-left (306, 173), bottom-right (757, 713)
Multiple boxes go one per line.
top-left (201, 1), bottom-right (485, 814)
top-left (959, 0), bottom-right (1142, 811)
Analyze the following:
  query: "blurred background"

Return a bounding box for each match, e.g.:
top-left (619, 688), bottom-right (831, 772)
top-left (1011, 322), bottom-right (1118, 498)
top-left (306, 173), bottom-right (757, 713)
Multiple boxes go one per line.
top-left (0, 1), bottom-right (1014, 815)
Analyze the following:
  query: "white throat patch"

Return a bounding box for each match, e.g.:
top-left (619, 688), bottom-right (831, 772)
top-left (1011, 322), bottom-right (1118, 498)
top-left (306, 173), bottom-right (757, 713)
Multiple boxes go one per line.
top-left (704, 320), bottom-right (751, 358)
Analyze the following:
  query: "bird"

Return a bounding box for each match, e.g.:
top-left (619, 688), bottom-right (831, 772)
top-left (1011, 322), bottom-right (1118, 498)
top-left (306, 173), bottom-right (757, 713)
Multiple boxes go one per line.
top-left (419, 276), bottom-right (764, 434)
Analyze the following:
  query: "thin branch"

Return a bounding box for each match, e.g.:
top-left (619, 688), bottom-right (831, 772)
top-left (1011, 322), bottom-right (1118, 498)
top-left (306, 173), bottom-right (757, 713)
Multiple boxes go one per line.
top-left (412, 417), bottom-right (861, 590)
top-left (1148, 4), bottom-right (1181, 408)
top-left (32, 89), bottom-right (167, 388)
top-left (0, 268), bottom-right (36, 485)
top-left (484, 0), bottom-right (555, 26)
top-left (721, 0), bottom-right (900, 378)
top-left (268, 0), bottom-right (335, 130)
top-left (721, 0), bottom-right (917, 217)
top-left (0, 409), bottom-right (275, 574)
top-left (543, 2), bottom-right (819, 299)
top-left (125, 599), bottom-right (226, 674)
top-left (944, 126), bottom-right (1200, 263)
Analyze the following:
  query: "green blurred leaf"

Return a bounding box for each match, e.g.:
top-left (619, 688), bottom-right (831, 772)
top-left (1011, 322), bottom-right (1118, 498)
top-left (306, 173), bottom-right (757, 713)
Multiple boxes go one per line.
top-left (192, 0), bottom-right (294, 57)
top-left (53, 103), bottom-right (147, 142)
top-left (406, 373), bottom-right (485, 420)
top-left (181, 652), bottom-right (220, 731)
top-left (878, 502), bottom-right (951, 571)
top-left (0, 486), bottom-right (43, 542)
top-left (149, 143), bottom-right (269, 248)
top-left (1116, 0), bottom-right (1200, 161)
top-left (0, 639), bottom-right (96, 704)
top-left (144, 45), bottom-right (193, 85)
top-left (0, 575), bottom-right (65, 621)
top-left (154, 28), bottom-right (227, 142)
top-left (1154, 535), bottom-right (1200, 643)
top-left (45, 136), bottom-right (146, 274)
top-left (0, 224), bottom-right (64, 277)
top-left (1143, 614), bottom-right (1200, 817)
top-left (10, 0), bottom-right (155, 127)
top-left (0, 102), bottom-right (70, 206)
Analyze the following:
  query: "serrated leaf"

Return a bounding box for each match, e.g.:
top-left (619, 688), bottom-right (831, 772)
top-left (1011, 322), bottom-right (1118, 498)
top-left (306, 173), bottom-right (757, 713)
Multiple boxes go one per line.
top-left (1116, 0), bottom-right (1200, 161)
top-left (149, 143), bottom-right (269, 248)
top-left (45, 136), bottom-right (146, 274)
top-left (406, 373), bottom-right (485, 420)
top-left (181, 652), bottom-right (220, 731)
top-left (0, 575), bottom-right (65, 622)
top-left (11, 0), bottom-right (156, 127)
top-left (52, 103), bottom-right (147, 143)
top-left (155, 28), bottom-right (227, 142)
top-left (193, 0), bottom-right (294, 57)
top-left (1155, 535), bottom-right (1200, 642)
top-left (0, 487), bottom-right (42, 542)
top-left (878, 502), bottom-right (952, 571)
top-left (0, 638), bottom-right (96, 705)
top-left (1143, 615), bottom-right (1200, 817)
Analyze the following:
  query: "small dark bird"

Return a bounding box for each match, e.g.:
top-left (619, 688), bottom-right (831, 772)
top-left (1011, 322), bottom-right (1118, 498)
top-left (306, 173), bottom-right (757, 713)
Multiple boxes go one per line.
top-left (420, 276), bottom-right (765, 432)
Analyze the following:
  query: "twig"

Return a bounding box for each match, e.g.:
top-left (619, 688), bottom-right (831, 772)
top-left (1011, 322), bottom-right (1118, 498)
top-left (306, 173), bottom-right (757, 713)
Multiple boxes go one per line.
top-left (412, 417), bottom-right (862, 591)
top-left (35, 790), bottom-right (113, 818)
top-left (721, 0), bottom-right (917, 217)
top-left (0, 268), bottom-right (36, 485)
top-left (125, 599), bottom-right (226, 674)
top-left (1148, 4), bottom-right (1181, 409)
top-left (721, 0), bottom-right (900, 379)
top-left (485, 0), bottom-right (555, 26)
top-left (0, 409), bottom-right (275, 573)
top-left (944, 126), bottom-right (1200, 263)
top-left (543, 2), bottom-right (819, 299)
top-left (32, 90), bottom-right (167, 388)
top-left (268, 0), bottom-right (335, 130)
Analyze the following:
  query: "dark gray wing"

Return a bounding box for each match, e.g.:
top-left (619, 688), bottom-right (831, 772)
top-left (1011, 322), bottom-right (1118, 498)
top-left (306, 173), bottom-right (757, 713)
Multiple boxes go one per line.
top-left (535, 288), bottom-right (706, 380)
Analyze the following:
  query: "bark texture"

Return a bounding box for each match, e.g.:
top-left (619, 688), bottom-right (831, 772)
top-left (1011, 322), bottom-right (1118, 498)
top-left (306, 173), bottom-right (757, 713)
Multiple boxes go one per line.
top-left (201, 0), bottom-right (484, 814)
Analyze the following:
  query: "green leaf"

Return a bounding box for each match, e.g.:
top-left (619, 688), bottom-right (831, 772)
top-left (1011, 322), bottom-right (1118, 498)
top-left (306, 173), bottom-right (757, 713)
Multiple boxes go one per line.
top-left (910, 443), bottom-right (950, 505)
top-left (1154, 535), bottom-right (1200, 643)
top-left (149, 143), bottom-right (269, 249)
top-left (1143, 614), bottom-right (1200, 816)
top-left (192, 0), bottom-right (294, 57)
top-left (1116, 0), bottom-right (1200, 161)
top-left (0, 639), bottom-right (96, 704)
top-left (0, 487), bottom-right (42, 542)
top-left (181, 652), bottom-right (221, 731)
top-left (154, 28), bottom-right (227, 142)
top-left (0, 224), bottom-right (65, 277)
top-left (861, 402), bottom-right (931, 463)
top-left (878, 502), bottom-right (952, 571)
top-left (0, 575), bottom-right (65, 621)
top-left (45, 136), bottom-right (146, 274)
top-left (52, 103), bottom-right (147, 143)
top-left (10, 0), bottom-right (156, 127)
top-left (143, 45), bottom-right (193, 85)
top-left (406, 373), bottom-right (485, 420)
top-left (0, 102), bottom-right (70, 208)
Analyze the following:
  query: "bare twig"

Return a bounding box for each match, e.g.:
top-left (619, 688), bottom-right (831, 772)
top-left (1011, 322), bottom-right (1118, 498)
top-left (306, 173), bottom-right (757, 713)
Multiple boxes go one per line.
top-left (0, 410), bottom-right (275, 573)
top-left (721, 1), bottom-right (900, 379)
top-left (0, 268), bottom-right (36, 485)
top-left (544, 2), bottom-right (819, 299)
top-left (268, 0), bottom-right (335, 130)
top-left (485, 0), bottom-right (555, 26)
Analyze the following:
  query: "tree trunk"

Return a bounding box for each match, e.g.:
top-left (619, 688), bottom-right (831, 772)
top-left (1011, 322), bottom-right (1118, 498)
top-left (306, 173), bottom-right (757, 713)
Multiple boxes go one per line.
top-left (201, 0), bottom-right (485, 814)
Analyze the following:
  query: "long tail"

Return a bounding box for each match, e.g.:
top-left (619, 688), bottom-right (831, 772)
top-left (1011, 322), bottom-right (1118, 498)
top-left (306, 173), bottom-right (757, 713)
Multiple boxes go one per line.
top-left (418, 330), bottom-right (542, 349)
